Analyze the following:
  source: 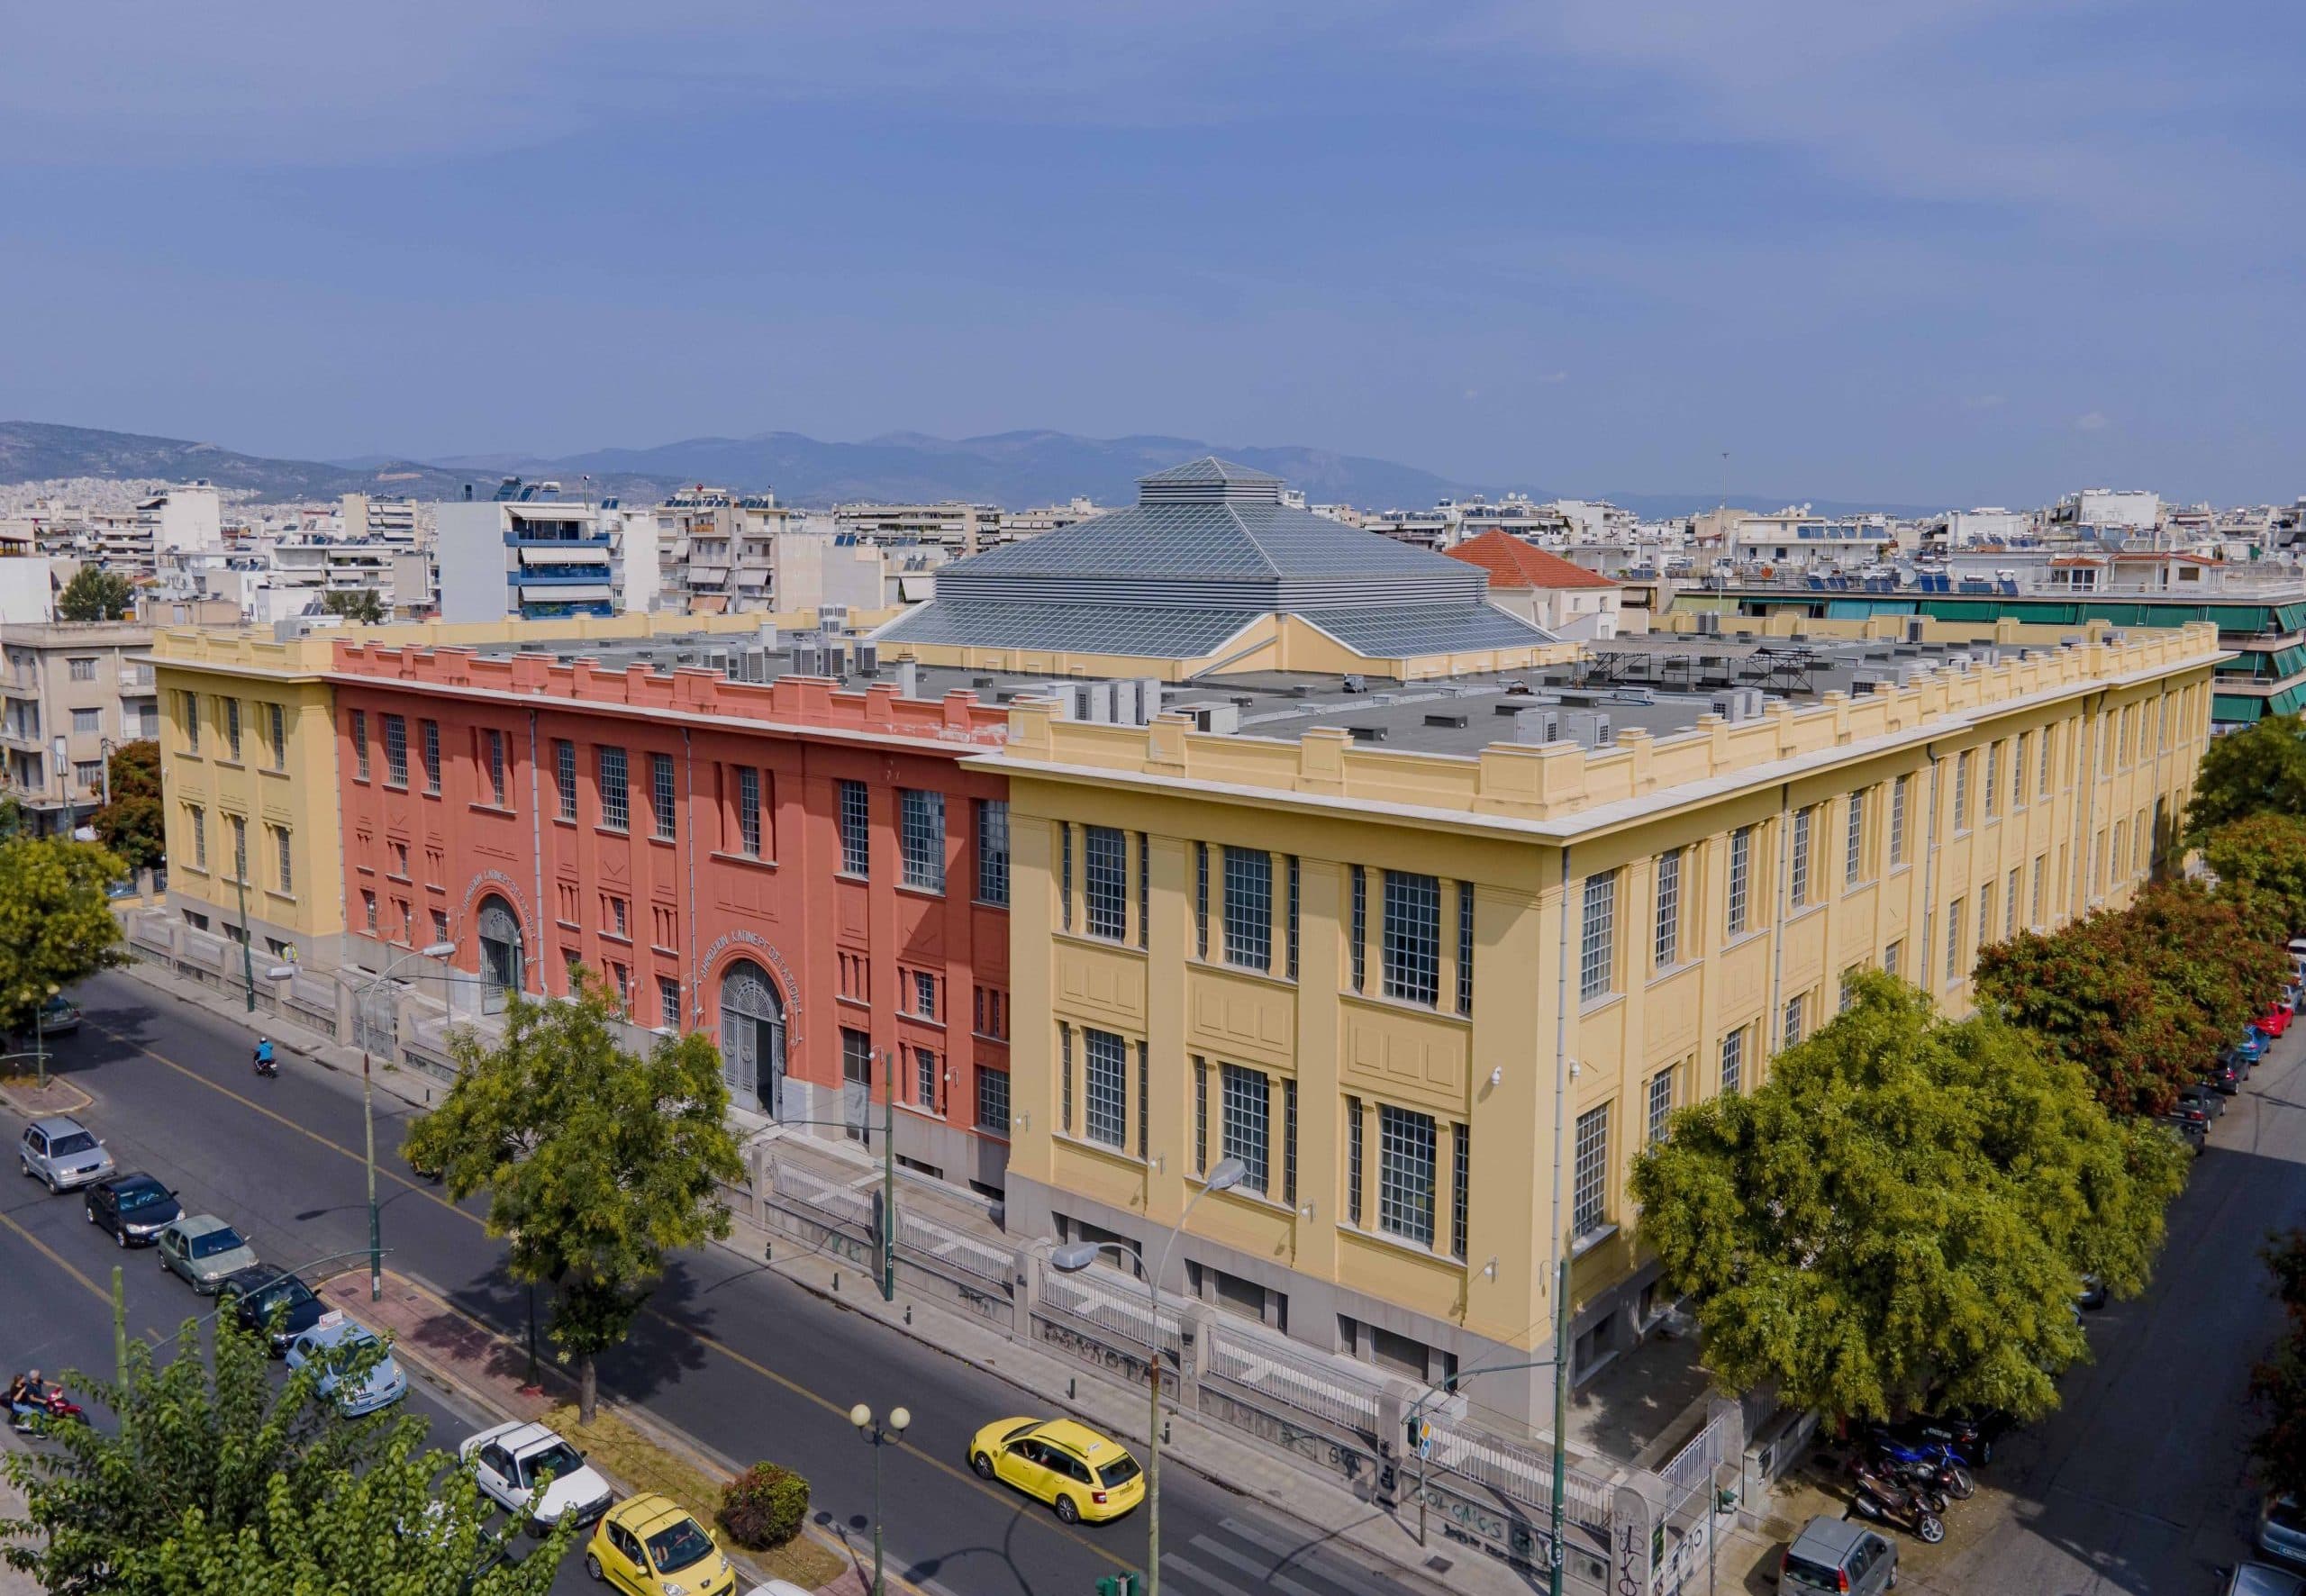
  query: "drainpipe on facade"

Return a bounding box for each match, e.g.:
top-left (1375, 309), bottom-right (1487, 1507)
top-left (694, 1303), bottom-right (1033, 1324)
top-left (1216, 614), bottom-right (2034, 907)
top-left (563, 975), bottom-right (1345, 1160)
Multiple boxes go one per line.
top-left (1547, 843), bottom-right (1574, 1595)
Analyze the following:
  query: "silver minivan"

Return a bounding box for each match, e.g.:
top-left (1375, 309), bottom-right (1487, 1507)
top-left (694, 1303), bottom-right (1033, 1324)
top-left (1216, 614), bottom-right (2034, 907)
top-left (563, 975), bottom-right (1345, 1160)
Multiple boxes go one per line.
top-left (19, 1115), bottom-right (115, 1193)
top-left (1781, 1516), bottom-right (1898, 1594)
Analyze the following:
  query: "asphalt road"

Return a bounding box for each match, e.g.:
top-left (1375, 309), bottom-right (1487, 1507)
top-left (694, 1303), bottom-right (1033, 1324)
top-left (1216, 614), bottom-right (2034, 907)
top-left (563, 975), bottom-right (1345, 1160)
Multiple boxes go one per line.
top-left (5, 972), bottom-right (1441, 1596)
top-left (1912, 1020), bottom-right (2306, 1595)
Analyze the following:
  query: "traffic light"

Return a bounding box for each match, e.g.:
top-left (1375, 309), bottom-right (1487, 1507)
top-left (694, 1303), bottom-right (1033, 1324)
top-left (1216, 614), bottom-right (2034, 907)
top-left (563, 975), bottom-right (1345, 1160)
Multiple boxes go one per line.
top-left (1406, 1415), bottom-right (1432, 1457)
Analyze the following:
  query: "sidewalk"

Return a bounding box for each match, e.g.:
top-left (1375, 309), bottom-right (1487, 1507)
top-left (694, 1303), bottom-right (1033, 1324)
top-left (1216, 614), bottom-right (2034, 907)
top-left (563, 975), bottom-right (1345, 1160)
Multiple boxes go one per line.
top-left (124, 955), bottom-right (1797, 1594)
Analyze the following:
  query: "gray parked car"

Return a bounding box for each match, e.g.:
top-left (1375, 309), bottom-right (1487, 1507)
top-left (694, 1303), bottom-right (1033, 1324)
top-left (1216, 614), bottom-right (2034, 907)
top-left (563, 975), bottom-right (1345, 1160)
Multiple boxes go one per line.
top-left (1781, 1516), bottom-right (1898, 1593)
top-left (19, 1116), bottom-right (114, 1193)
top-left (156, 1214), bottom-right (259, 1292)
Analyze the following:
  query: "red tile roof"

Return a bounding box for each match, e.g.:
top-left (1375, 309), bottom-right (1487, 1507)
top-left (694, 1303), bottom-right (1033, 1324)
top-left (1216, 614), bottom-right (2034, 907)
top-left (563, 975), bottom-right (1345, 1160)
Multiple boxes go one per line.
top-left (1445, 529), bottom-right (1620, 590)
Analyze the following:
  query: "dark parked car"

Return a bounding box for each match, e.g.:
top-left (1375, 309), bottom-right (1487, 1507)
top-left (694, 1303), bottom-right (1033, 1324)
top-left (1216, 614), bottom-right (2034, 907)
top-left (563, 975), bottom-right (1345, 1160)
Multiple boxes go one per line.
top-left (1779, 1516), bottom-right (1897, 1593)
top-left (2179, 1082), bottom-right (2227, 1120)
top-left (217, 1268), bottom-right (326, 1354)
top-left (2162, 1114), bottom-right (2208, 1156)
top-left (84, 1173), bottom-right (180, 1247)
top-left (2205, 1054), bottom-right (2245, 1095)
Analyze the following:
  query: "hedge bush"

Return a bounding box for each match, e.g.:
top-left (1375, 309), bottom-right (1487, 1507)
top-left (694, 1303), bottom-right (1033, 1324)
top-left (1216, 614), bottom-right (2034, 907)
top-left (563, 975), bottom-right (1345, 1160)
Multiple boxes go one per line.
top-left (718, 1462), bottom-right (810, 1550)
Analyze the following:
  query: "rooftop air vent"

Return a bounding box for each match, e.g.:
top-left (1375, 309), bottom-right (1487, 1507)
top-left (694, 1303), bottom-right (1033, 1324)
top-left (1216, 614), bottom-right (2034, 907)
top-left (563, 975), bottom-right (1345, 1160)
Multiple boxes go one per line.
top-left (1348, 725), bottom-right (1388, 742)
top-left (1424, 712), bottom-right (1469, 729)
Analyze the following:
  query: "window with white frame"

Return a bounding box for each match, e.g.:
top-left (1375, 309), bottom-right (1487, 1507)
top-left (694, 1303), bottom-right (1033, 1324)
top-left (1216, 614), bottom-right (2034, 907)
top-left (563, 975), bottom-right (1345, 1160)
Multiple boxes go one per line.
top-left (350, 710), bottom-right (368, 780)
top-left (1720, 1026), bottom-right (1744, 1093)
top-left (900, 789), bottom-right (946, 892)
top-left (274, 826), bottom-right (292, 893)
top-left (1647, 1069), bottom-right (1674, 1145)
top-left (1845, 793), bottom-right (1866, 885)
top-left (1884, 939), bottom-right (1902, 979)
top-left (1580, 870), bottom-right (1618, 1000)
top-left (384, 715), bottom-right (407, 786)
top-left (1377, 1104), bottom-right (1437, 1246)
top-left (977, 1068), bottom-right (1011, 1133)
top-left (1889, 775), bottom-right (1909, 866)
top-left (554, 740), bottom-right (576, 821)
top-left (486, 730), bottom-right (506, 808)
top-left (1085, 825), bottom-right (1128, 939)
top-left (419, 718), bottom-right (437, 790)
top-left (658, 976), bottom-right (681, 1030)
top-left (1984, 741), bottom-right (1999, 820)
top-left (1572, 1105), bottom-right (1609, 1237)
top-left (651, 753), bottom-right (677, 841)
top-left (1653, 848), bottom-right (1681, 970)
top-left (976, 800), bottom-right (1009, 905)
top-left (225, 698), bottom-right (241, 760)
top-left (1947, 898), bottom-right (1965, 984)
top-left (597, 747), bottom-right (629, 830)
top-left (2032, 856), bottom-right (2046, 924)
top-left (2006, 867), bottom-right (2020, 937)
top-left (1727, 827), bottom-right (1752, 935)
top-left (1382, 871), bottom-right (1441, 1005)
top-left (737, 767), bottom-right (762, 857)
top-left (2040, 726), bottom-right (2055, 797)
top-left (2013, 734), bottom-right (2028, 809)
top-left (912, 969), bottom-right (936, 1019)
top-left (1783, 992), bottom-right (1806, 1048)
top-left (1790, 808), bottom-right (1812, 908)
top-left (1082, 1028), bottom-right (1127, 1148)
top-left (838, 780), bottom-right (869, 875)
top-left (1220, 1063), bottom-right (1271, 1194)
top-left (1953, 750), bottom-right (1971, 830)
top-left (1222, 848), bottom-right (1272, 971)
top-left (275, 703), bottom-right (292, 770)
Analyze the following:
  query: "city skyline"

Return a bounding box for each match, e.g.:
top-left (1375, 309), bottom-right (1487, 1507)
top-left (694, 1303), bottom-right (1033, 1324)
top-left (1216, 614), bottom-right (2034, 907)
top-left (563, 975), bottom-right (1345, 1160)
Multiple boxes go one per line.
top-left (3, 3), bottom-right (2300, 505)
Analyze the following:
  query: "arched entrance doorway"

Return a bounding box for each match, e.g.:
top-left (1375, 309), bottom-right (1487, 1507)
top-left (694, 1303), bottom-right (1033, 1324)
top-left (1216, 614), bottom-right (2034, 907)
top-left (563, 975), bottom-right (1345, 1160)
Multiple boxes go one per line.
top-left (477, 896), bottom-right (524, 1014)
top-left (719, 959), bottom-right (786, 1116)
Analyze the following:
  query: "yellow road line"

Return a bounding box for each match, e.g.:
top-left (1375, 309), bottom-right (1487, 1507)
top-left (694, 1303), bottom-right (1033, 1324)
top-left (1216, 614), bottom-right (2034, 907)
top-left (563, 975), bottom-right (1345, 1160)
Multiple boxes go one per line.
top-left (87, 1018), bottom-right (1132, 1572)
top-left (0, 1204), bottom-right (112, 1305)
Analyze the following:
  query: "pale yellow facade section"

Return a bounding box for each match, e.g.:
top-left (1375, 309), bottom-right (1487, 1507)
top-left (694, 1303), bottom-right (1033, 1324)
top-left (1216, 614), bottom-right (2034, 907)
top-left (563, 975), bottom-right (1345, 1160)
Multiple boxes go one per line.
top-left (990, 621), bottom-right (2221, 1357)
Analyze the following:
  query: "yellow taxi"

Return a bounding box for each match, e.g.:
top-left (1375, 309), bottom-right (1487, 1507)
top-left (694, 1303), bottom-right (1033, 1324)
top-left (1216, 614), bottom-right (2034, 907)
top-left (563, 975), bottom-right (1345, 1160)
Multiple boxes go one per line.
top-left (968, 1417), bottom-right (1146, 1523)
top-left (583, 1493), bottom-right (736, 1596)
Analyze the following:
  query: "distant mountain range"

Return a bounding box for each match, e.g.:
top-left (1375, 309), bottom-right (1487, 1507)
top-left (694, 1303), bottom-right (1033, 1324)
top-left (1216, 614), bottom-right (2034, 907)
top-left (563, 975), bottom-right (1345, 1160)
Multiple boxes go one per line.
top-left (0, 420), bottom-right (1943, 519)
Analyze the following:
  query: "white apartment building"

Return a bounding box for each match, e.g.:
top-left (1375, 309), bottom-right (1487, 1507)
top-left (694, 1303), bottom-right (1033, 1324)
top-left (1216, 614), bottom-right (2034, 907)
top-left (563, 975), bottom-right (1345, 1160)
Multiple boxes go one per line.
top-left (2057, 488), bottom-right (2162, 531)
top-left (435, 485), bottom-right (621, 622)
top-left (0, 621), bottom-right (159, 835)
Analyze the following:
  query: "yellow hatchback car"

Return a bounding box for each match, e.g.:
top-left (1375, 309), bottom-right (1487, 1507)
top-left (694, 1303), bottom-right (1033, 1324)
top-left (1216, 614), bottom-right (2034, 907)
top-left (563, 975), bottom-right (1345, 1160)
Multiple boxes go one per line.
top-left (584, 1494), bottom-right (736, 1596)
top-left (969, 1417), bottom-right (1146, 1523)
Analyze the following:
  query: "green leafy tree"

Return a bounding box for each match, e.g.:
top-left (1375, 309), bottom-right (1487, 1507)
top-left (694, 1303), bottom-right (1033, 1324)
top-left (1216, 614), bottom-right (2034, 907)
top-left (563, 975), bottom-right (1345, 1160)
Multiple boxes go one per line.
top-left (143, 1425), bottom-right (571, 1596)
top-left (3, 1315), bottom-right (392, 1594)
top-left (2253, 1232), bottom-right (2306, 1503)
top-left (1630, 971), bottom-right (2187, 1427)
top-left (1975, 919), bottom-right (2189, 1114)
top-left (2113, 880), bottom-right (2292, 1047)
top-left (404, 974), bottom-right (745, 1421)
top-left (2207, 814), bottom-right (2306, 936)
top-left (322, 588), bottom-right (388, 624)
top-left (0, 835), bottom-right (127, 1037)
top-left (55, 565), bottom-right (136, 621)
top-left (2187, 712), bottom-right (2306, 842)
top-left (92, 739), bottom-right (165, 871)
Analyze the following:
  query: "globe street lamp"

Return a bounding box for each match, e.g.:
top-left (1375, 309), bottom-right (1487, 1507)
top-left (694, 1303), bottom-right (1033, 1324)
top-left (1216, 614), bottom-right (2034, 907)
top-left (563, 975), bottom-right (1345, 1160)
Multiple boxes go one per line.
top-left (1050, 1154), bottom-right (1247, 1596)
top-left (849, 1401), bottom-right (910, 1596)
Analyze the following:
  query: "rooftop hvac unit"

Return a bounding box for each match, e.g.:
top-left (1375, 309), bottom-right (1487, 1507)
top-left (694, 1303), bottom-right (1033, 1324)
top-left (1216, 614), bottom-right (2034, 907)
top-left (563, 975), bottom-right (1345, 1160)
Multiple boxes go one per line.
top-left (1905, 618), bottom-right (1928, 643)
top-left (819, 604), bottom-right (849, 628)
top-left (790, 645), bottom-right (822, 676)
top-left (1140, 680), bottom-right (1164, 721)
top-left (758, 623), bottom-right (780, 651)
top-left (854, 642), bottom-right (879, 675)
top-left (1341, 674), bottom-right (1370, 694)
top-left (1566, 710), bottom-right (1613, 748)
top-left (1081, 682), bottom-right (1113, 723)
top-left (1695, 612), bottom-right (1722, 636)
top-left (1112, 680), bottom-right (1140, 724)
top-left (1514, 707), bottom-right (1562, 744)
top-left (1851, 677), bottom-right (1883, 695)
top-left (823, 641), bottom-right (849, 676)
top-left (1191, 703), bottom-right (1239, 734)
top-left (1615, 686), bottom-right (1657, 705)
top-left (971, 676), bottom-right (995, 688)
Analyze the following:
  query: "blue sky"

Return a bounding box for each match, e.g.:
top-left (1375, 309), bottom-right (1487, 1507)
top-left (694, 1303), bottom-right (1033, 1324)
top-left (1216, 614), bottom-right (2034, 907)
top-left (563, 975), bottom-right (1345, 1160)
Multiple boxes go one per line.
top-left (3, 1), bottom-right (2300, 504)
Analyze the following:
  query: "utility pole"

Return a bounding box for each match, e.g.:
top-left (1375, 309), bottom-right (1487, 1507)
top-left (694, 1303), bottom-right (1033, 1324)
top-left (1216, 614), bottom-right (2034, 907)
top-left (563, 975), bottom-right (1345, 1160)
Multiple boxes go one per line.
top-left (881, 1047), bottom-right (896, 1301)
top-left (112, 1265), bottom-right (127, 1386)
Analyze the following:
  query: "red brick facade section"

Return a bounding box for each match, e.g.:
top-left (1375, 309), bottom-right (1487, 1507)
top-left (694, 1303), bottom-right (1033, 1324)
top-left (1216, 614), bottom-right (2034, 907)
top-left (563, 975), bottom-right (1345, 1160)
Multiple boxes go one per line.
top-left (328, 640), bottom-right (1013, 1182)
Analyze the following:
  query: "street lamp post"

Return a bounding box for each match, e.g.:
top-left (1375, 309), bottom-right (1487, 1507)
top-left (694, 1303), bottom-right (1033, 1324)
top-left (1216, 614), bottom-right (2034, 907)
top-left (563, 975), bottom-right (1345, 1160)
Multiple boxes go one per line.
top-left (271, 939), bottom-right (457, 1303)
top-left (849, 1401), bottom-right (910, 1596)
top-left (1050, 1155), bottom-right (1248, 1596)
top-left (763, 1045), bottom-right (900, 1301)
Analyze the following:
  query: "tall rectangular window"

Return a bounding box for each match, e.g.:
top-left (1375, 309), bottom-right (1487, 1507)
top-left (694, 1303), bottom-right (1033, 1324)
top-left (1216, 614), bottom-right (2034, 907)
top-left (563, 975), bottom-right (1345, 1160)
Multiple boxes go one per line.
top-left (1845, 793), bottom-right (1866, 885)
top-left (181, 691), bottom-right (200, 755)
top-left (1222, 847), bottom-right (1272, 970)
top-left (1137, 1043), bottom-right (1148, 1160)
top-left (1456, 881), bottom-right (1475, 1015)
top-left (1789, 808), bottom-right (1812, 908)
top-left (1083, 1028), bottom-right (1127, 1148)
top-left (383, 714), bottom-right (407, 786)
top-left (1194, 1056), bottom-right (1209, 1174)
top-left (1346, 1096), bottom-right (1364, 1227)
top-left (1350, 866), bottom-right (1367, 992)
top-left (486, 730), bottom-right (506, 807)
top-left (1382, 871), bottom-right (1441, 1005)
top-left (838, 780), bottom-right (870, 876)
top-left (659, 976), bottom-right (681, 1031)
top-left (1720, 1027), bottom-right (1743, 1094)
top-left (912, 969), bottom-right (936, 1019)
top-left (651, 753), bottom-right (677, 841)
top-left (2006, 867), bottom-right (2020, 937)
top-left (975, 800), bottom-right (1010, 905)
top-left (274, 826), bottom-right (293, 893)
top-left (1654, 848), bottom-right (1681, 969)
top-left (1059, 1025), bottom-right (1074, 1135)
top-left (1979, 882), bottom-right (1995, 949)
top-left (1572, 1105), bottom-right (1609, 1237)
top-left (1579, 870), bottom-right (1618, 1001)
top-left (1889, 775), bottom-right (1909, 866)
top-left (1727, 827), bottom-right (1752, 935)
top-left (1450, 1123), bottom-right (1469, 1261)
top-left (1284, 1080), bottom-right (1299, 1207)
top-left (977, 1068), bottom-right (1011, 1134)
top-left (2040, 727), bottom-right (2055, 798)
top-left (230, 815), bottom-right (247, 884)
top-left (1648, 1068), bottom-right (1675, 1145)
top-left (554, 740), bottom-right (576, 821)
top-left (1784, 992), bottom-right (1806, 1048)
top-left (189, 806), bottom-right (205, 868)
top-left (2013, 734), bottom-right (2028, 809)
top-left (350, 710), bottom-right (368, 780)
top-left (1947, 898), bottom-right (1966, 984)
top-left (1194, 842), bottom-right (1210, 958)
top-left (1286, 857), bottom-right (1301, 981)
top-left (1085, 825), bottom-right (1128, 939)
top-left (225, 698), bottom-right (242, 762)
top-left (1138, 834), bottom-right (1149, 948)
top-left (737, 767), bottom-right (763, 857)
top-left (1884, 940), bottom-right (1902, 979)
top-left (1220, 1064), bottom-right (1271, 1194)
top-left (1377, 1105), bottom-right (1437, 1247)
top-left (1058, 822), bottom-right (1072, 930)
top-left (270, 703), bottom-right (288, 769)
top-left (1983, 742), bottom-right (1999, 820)
top-left (598, 747), bottom-right (630, 830)
top-left (900, 789), bottom-right (946, 892)
top-left (421, 720), bottom-right (440, 793)
top-left (1954, 750), bottom-right (1971, 830)
top-left (915, 1046), bottom-right (939, 1111)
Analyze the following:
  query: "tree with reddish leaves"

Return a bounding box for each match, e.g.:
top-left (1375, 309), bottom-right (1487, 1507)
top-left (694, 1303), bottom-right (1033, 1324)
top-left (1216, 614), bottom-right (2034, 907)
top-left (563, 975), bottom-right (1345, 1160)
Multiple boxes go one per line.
top-left (2112, 881), bottom-right (2291, 1053)
top-left (1975, 921), bottom-right (2191, 1114)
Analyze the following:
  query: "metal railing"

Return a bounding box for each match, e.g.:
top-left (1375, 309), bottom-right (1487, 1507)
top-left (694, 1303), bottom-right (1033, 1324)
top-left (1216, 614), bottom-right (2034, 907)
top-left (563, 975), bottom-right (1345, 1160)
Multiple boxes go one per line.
top-left (1204, 1319), bottom-right (1382, 1432)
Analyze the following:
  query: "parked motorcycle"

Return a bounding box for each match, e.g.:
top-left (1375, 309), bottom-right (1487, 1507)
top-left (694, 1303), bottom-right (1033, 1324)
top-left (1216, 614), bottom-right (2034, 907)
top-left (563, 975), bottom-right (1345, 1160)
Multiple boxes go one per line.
top-left (1851, 1460), bottom-right (1946, 1543)
top-left (1868, 1430), bottom-right (1975, 1501)
top-left (10, 1388), bottom-right (85, 1435)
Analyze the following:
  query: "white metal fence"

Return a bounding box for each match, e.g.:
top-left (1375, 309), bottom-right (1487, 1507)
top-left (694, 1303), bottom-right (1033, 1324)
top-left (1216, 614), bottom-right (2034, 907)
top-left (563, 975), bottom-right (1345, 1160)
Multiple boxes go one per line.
top-left (1205, 1319), bottom-right (1382, 1433)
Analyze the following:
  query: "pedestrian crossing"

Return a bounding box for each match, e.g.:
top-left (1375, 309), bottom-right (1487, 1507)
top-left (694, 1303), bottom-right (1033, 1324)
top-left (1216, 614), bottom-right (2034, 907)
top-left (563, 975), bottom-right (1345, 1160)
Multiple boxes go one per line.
top-left (1160, 1514), bottom-right (1421, 1596)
